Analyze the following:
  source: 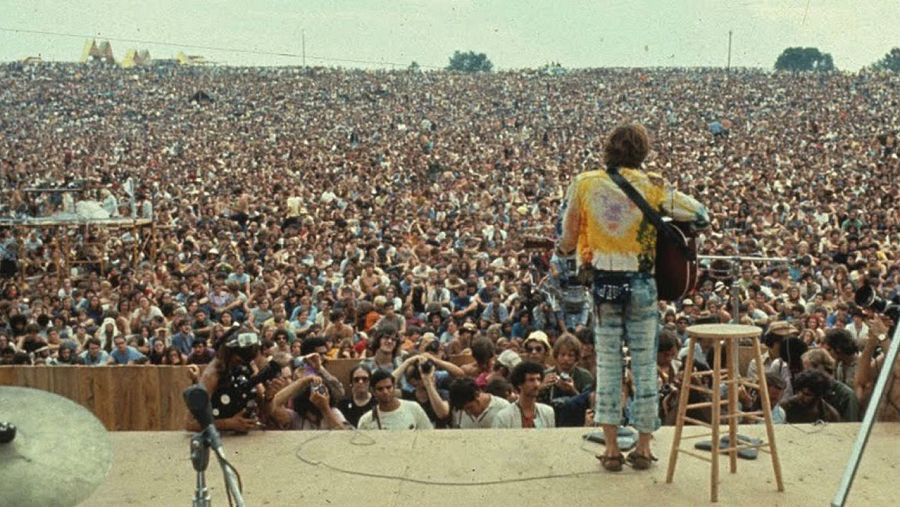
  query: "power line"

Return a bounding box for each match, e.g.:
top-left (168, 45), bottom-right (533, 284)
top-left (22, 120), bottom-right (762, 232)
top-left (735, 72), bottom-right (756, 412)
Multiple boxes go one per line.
top-left (0, 26), bottom-right (442, 68)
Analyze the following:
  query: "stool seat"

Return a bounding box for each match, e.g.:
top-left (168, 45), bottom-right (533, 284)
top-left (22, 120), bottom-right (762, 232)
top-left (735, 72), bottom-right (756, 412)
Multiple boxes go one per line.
top-left (686, 324), bottom-right (761, 339)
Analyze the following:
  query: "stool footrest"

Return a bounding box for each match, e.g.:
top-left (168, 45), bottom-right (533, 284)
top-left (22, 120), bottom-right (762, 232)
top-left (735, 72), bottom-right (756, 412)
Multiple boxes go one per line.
top-left (673, 448), bottom-right (712, 463)
top-left (686, 400), bottom-right (729, 410)
top-left (721, 410), bottom-right (764, 420)
top-left (720, 442), bottom-right (770, 453)
top-left (679, 432), bottom-right (713, 441)
top-left (739, 381), bottom-right (760, 390)
top-left (688, 385), bottom-right (714, 395)
top-left (682, 416), bottom-right (712, 427)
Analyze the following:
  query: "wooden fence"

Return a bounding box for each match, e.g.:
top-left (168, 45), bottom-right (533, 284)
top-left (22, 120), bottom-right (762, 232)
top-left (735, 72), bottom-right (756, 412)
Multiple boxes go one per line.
top-left (0, 365), bottom-right (194, 431)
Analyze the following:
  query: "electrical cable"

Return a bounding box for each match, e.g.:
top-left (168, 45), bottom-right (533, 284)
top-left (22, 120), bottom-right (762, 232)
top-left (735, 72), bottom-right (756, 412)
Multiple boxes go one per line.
top-left (293, 428), bottom-right (612, 486)
top-left (214, 446), bottom-right (244, 507)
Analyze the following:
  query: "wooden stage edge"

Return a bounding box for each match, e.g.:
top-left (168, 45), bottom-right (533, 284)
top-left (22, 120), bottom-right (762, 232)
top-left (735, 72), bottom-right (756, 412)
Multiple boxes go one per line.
top-left (82, 424), bottom-right (899, 507)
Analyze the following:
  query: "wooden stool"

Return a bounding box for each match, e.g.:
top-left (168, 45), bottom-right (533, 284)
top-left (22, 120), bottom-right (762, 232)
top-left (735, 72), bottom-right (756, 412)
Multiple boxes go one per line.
top-left (665, 324), bottom-right (784, 502)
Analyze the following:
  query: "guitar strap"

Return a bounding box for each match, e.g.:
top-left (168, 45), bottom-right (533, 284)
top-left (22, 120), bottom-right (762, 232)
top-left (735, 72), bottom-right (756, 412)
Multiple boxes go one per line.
top-left (606, 165), bottom-right (693, 259)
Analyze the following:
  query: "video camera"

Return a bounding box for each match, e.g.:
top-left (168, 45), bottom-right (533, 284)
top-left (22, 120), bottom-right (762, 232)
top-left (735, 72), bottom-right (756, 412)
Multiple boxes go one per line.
top-left (210, 331), bottom-right (282, 419)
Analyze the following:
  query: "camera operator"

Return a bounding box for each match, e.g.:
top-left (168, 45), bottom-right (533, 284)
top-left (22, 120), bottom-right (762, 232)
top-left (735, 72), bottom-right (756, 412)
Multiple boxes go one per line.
top-left (185, 329), bottom-right (290, 433)
top-left (394, 353), bottom-right (463, 428)
top-left (270, 375), bottom-right (349, 430)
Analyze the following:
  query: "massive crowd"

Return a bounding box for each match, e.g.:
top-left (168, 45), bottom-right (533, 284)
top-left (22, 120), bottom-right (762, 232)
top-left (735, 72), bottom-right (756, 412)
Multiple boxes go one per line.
top-left (0, 62), bottom-right (898, 431)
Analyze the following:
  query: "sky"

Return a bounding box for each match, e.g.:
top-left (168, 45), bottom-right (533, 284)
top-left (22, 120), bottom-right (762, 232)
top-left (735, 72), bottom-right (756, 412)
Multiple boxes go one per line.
top-left (0, 0), bottom-right (897, 70)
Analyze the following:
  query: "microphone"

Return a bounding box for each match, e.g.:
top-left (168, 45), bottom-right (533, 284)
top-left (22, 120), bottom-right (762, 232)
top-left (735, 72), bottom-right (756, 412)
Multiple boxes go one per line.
top-left (183, 385), bottom-right (224, 453)
top-left (184, 384), bottom-right (215, 429)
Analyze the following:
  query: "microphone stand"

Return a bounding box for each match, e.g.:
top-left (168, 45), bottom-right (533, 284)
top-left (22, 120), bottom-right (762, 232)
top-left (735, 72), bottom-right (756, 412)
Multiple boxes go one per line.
top-left (189, 424), bottom-right (245, 507)
top-left (184, 384), bottom-right (246, 507)
top-left (190, 430), bottom-right (211, 507)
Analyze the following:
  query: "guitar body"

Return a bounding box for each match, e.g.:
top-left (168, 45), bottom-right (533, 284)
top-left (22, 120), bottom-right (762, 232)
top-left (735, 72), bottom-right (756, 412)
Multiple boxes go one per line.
top-left (655, 221), bottom-right (698, 301)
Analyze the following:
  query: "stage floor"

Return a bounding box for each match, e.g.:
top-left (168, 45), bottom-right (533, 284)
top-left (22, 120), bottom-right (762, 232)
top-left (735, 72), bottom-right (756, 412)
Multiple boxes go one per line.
top-left (81, 423), bottom-right (899, 506)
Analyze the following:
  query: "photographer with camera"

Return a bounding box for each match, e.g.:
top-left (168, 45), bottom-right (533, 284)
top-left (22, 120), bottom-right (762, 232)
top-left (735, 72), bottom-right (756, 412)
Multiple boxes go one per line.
top-left (393, 352), bottom-right (464, 428)
top-left (270, 374), bottom-right (349, 430)
top-left (185, 329), bottom-right (290, 433)
top-left (293, 337), bottom-right (345, 401)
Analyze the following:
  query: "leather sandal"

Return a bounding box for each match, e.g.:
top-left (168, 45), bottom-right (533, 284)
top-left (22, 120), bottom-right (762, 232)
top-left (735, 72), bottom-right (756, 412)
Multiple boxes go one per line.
top-left (626, 451), bottom-right (657, 470)
top-left (597, 453), bottom-right (624, 472)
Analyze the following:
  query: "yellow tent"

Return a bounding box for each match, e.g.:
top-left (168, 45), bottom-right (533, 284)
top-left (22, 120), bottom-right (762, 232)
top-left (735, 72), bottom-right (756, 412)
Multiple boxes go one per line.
top-left (81, 40), bottom-right (98, 63)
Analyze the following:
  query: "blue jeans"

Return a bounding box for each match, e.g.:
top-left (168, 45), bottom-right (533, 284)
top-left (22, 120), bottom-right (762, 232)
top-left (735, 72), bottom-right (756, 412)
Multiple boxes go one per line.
top-left (593, 273), bottom-right (661, 433)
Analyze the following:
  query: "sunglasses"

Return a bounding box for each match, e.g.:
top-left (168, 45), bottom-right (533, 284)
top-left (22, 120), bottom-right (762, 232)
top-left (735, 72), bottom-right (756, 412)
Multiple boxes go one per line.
top-left (352, 376), bottom-right (370, 383)
top-left (525, 346), bottom-right (545, 354)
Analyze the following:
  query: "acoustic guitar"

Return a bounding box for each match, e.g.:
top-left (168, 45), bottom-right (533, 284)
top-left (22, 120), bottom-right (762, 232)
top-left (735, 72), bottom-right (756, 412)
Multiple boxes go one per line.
top-left (655, 219), bottom-right (699, 301)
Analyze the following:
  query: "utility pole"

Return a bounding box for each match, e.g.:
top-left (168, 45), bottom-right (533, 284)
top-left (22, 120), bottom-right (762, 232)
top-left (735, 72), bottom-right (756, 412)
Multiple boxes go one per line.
top-left (301, 30), bottom-right (306, 67)
top-left (727, 30), bottom-right (733, 71)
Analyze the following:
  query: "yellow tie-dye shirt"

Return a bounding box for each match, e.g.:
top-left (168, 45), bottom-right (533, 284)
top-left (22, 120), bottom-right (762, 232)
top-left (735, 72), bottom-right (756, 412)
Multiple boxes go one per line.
top-left (557, 168), bottom-right (709, 273)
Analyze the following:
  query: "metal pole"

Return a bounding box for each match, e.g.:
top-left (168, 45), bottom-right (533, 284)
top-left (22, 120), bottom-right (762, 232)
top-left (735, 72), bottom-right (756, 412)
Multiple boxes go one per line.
top-left (727, 30), bottom-right (733, 70)
top-left (301, 30), bottom-right (306, 67)
top-left (831, 324), bottom-right (900, 506)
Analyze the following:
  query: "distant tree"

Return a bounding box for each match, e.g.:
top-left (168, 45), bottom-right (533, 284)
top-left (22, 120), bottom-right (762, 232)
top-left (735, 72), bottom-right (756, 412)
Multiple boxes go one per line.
top-left (774, 47), bottom-right (835, 72)
top-left (872, 47), bottom-right (900, 72)
top-left (446, 51), bottom-right (493, 73)
top-left (408, 61), bottom-right (421, 72)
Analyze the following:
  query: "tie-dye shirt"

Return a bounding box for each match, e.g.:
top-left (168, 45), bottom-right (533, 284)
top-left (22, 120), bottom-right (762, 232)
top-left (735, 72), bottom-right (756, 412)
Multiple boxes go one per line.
top-left (557, 168), bottom-right (709, 273)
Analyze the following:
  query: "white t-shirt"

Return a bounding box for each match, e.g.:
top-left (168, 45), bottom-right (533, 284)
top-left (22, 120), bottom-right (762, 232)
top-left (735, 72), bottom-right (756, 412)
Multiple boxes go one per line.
top-left (357, 400), bottom-right (434, 430)
top-left (452, 395), bottom-right (510, 429)
top-left (491, 401), bottom-right (555, 429)
top-left (290, 407), bottom-right (347, 430)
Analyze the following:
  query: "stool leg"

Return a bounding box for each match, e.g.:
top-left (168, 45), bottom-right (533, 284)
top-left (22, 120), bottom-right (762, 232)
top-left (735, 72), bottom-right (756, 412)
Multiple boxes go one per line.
top-left (666, 335), bottom-right (698, 484)
top-left (710, 340), bottom-right (721, 503)
top-left (727, 339), bottom-right (739, 474)
top-left (753, 337), bottom-right (785, 492)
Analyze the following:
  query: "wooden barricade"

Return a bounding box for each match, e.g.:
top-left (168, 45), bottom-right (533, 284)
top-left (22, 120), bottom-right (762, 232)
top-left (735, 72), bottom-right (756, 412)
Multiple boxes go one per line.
top-left (0, 365), bottom-right (193, 431)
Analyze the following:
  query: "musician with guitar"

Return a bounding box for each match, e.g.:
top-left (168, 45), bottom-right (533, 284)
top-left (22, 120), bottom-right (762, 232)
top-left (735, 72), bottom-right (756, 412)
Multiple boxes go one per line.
top-left (556, 123), bottom-right (709, 472)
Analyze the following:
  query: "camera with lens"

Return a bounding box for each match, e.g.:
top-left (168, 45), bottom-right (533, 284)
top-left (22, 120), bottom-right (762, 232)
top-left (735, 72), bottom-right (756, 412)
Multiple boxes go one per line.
top-left (211, 354), bottom-right (282, 419)
top-left (660, 384), bottom-right (675, 397)
top-left (419, 359), bottom-right (435, 374)
top-left (855, 281), bottom-right (900, 330)
top-left (314, 384), bottom-right (328, 396)
top-left (558, 372), bottom-right (571, 382)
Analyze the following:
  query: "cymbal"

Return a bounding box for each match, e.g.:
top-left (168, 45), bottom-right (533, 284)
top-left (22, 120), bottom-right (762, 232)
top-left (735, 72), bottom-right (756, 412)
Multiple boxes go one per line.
top-left (0, 386), bottom-right (112, 507)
